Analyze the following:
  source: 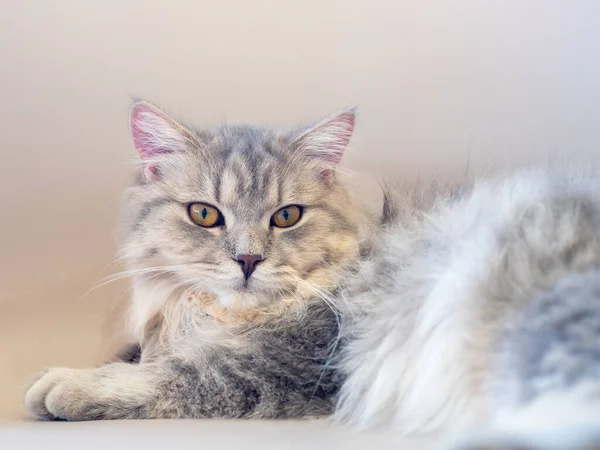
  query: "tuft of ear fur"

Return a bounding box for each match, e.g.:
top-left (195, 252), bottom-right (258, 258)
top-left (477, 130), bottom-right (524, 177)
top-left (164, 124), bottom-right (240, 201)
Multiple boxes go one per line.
top-left (291, 109), bottom-right (356, 181)
top-left (129, 101), bottom-right (195, 181)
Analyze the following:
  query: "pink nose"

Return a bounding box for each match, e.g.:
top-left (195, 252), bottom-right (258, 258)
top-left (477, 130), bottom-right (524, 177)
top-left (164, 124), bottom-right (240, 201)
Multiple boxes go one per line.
top-left (235, 254), bottom-right (264, 280)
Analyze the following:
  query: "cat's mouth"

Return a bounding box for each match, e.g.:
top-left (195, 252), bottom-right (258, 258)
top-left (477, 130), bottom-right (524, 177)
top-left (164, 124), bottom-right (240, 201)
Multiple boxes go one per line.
top-left (229, 276), bottom-right (257, 292)
top-left (207, 275), bottom-right (297, 311)
top-left (229, 271), bottom-right (282, 294)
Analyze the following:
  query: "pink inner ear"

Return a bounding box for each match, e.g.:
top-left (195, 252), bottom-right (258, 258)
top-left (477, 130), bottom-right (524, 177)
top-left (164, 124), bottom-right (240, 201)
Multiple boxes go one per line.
top-left (299, 110), bottom-right (355, 167)
top-left (130, 104), bottom-right (174, 160)
top-left (324, 113), bottom-right (354, 165)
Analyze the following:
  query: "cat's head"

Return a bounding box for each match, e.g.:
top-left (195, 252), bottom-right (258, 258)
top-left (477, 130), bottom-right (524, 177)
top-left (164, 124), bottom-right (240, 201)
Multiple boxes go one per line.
top-left (120, 101), bottom-right (361, 321)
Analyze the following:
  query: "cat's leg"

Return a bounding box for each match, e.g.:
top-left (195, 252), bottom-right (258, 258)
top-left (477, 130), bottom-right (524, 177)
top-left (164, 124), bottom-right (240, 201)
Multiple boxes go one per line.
top-left (24, 363), bottom-right (163, 420)
top-left (25, 348), bottom-right (337, 421)
top-left (26, 358), bottom-right (269, 421)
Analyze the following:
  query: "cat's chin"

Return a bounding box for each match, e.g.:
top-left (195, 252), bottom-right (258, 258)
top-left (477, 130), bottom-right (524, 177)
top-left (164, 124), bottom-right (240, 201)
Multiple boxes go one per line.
top-left (209, 276), bottom-right (294, 310)
top-left (216, 289), bottom-right (281, 310)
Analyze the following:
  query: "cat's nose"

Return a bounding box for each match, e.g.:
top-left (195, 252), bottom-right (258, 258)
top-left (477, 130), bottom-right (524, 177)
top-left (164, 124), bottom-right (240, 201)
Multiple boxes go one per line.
top-left (235, 254), bottom-right (264, 280)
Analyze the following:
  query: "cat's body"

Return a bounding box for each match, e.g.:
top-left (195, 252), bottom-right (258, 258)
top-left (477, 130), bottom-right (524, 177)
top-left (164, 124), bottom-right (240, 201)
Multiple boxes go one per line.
top-left (25, 103), bottom-right (600, 449)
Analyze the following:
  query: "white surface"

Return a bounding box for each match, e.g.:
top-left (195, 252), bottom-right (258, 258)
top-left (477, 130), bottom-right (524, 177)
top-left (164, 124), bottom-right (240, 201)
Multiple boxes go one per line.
top-left (0, 420), bottom-right (438, 450)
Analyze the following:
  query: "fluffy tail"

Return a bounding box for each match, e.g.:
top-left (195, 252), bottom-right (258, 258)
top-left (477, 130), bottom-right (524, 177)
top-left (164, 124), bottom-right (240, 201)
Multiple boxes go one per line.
top-left (444, 269), bottom-right (600, 450)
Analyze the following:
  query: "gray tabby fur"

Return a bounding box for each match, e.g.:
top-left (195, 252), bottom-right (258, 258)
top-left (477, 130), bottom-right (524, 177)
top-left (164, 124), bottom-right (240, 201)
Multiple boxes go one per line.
top-left (25, 101), bottom-right (359, 421)
top-left (26, 301), bottom-right (340, 420)
top-left (24, 102), bottom-right (600, 450)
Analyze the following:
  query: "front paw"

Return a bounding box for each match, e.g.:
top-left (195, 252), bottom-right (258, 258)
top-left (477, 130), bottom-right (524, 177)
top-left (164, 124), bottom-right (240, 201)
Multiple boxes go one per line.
top-left (25, 364), bottom-right (157, 421)
top-left (25, 367), bottom-right (101, 421)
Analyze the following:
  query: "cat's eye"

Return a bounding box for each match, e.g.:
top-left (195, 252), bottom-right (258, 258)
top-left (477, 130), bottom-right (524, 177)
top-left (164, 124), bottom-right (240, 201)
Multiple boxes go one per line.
top-left (271, 205), bottom-right (303, 228)
top-left (188, 203), bottom-right (224, 228)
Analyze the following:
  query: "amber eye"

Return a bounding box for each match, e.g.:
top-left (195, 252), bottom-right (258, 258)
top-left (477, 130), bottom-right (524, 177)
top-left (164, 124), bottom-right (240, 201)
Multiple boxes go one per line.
top-left (271, 205), bottom-right (303, 228)
top-left (188, 203), bottom-right (223, 228)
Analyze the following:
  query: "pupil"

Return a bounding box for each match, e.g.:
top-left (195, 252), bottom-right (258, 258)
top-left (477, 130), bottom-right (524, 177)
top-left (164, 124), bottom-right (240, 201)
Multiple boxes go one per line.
top-left (283, 209), bottom-right (289, 221)
top-left (201, 208), bottom-right (208, 219)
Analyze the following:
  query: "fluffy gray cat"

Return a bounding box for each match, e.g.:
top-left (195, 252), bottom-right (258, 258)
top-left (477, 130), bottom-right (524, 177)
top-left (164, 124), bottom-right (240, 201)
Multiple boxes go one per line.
top-left (25, 102), bottom-right (600, 450)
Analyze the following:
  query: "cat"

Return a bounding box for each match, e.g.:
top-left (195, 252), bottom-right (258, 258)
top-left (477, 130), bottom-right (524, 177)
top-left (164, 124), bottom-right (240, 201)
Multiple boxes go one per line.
top-left (25, 101), bottom-right (362, 421)
top-left (24, 101), bottom-right (600, 450)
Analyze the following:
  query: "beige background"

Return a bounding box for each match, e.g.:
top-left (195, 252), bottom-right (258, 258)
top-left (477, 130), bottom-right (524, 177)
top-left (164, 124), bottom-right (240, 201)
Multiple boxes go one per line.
top-left (1, 0), bottom-right (600, 421)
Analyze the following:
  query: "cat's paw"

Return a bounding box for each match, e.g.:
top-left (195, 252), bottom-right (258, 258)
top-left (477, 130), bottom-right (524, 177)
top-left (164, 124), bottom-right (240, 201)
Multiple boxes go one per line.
top-left (24, 367), bottom-right (103, 421)
top-left (25, 364), bottom-right (156, 421)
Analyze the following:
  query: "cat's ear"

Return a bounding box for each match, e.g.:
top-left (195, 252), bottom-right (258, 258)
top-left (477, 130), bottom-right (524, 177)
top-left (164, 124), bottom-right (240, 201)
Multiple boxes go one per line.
top-left (291, 109), bottom-right (356, 182)
top-left (129, 101), bottom-right (195, 181)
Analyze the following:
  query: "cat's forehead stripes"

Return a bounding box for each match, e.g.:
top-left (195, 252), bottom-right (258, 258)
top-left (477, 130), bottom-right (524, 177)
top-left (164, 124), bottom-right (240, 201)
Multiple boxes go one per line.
top-left (215, 127), bottom-right (286, 213)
